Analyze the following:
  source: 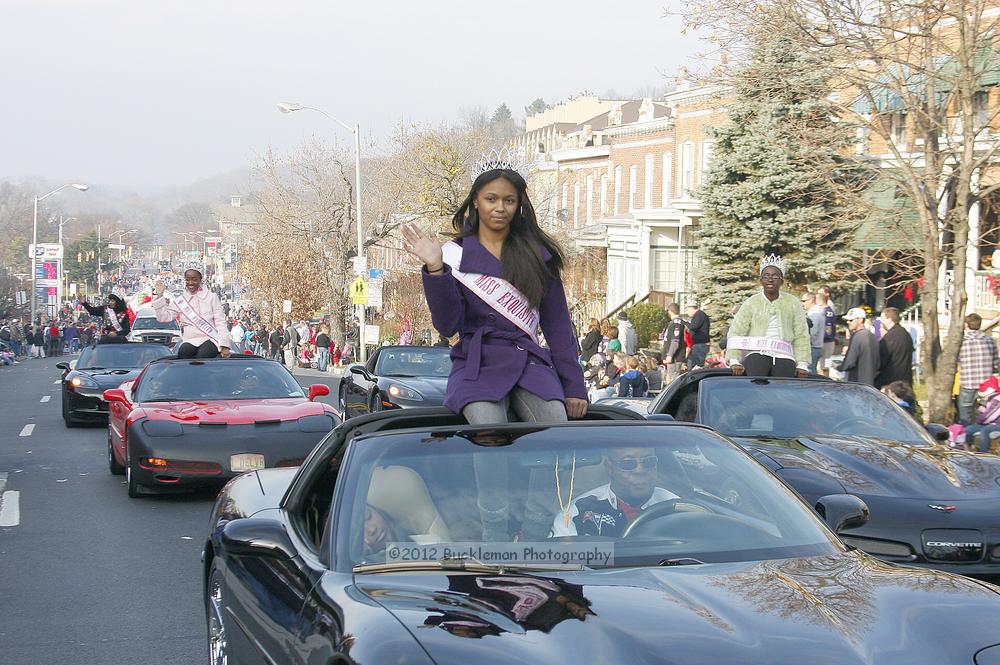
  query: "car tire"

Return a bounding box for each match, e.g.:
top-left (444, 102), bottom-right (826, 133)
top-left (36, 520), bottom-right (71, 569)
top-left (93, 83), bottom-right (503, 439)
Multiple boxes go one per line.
top-left (205, 558), bottom-right (230, 665)
top-left (108, 430), bottom-right (124, 476)
top-left (62, 392), bottom-right (80, 428)
top-left (126, 444), bottom-right (144, 498)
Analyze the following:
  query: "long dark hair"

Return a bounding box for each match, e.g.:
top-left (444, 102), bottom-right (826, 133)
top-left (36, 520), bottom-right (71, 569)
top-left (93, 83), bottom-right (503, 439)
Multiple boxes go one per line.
top-left (452, 169), bottom-right (565, 309)
top-left (107, 294), bottom-right (126, 313)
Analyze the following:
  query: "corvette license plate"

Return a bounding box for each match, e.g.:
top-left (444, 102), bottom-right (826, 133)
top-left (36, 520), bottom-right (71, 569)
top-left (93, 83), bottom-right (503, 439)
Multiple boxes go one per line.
top-left (230, 454), bottom-right (266, 473)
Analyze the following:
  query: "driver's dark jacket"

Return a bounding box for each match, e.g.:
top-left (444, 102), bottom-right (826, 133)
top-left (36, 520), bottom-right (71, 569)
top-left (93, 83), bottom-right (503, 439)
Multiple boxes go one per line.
top-left (550, 483), bottom-right (678, 537)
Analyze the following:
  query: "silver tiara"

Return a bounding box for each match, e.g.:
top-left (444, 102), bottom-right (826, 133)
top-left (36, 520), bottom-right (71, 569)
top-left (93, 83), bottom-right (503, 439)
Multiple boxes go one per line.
top-left (472, 146), bottom-right (525, 181)
top-left (760, 253), bottom-right (786, 275)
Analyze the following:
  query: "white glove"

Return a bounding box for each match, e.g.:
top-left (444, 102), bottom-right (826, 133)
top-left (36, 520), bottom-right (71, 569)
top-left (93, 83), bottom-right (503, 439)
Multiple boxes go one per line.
top-left (153, 281), bottom-right (166, 297)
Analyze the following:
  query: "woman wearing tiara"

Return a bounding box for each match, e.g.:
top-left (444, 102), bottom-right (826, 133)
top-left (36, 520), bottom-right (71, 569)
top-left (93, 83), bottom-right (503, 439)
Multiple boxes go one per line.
top-left (402, 149), bottom-right (588, 539)
top-left (726, 254), bottom-right (812, 378)
top-left (402, 150), bottom-right (587, 423)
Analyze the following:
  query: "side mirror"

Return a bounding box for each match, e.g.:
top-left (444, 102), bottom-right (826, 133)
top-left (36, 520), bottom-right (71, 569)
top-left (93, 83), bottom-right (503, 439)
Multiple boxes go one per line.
top-left (220, 517), bottom-right (295, 559)
top-left (308, 384), bottom-right (330, 401)
top-left (56, 362), bottom-right (70, 371)
top-left (815, 494), bottom-right (870, 533)
top-left (349, 365), bottom-right (370, 380)
top-left (925, 423), bottom-right (951, 444)
top-left (103, 388), bottom-right (128, 405)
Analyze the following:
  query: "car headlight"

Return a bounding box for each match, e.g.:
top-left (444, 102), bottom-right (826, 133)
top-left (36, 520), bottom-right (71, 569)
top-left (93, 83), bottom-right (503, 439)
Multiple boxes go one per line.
top-left (69, 375), bottom-right (99, 389)
top-left (388, 384), bottom-right (423, 401)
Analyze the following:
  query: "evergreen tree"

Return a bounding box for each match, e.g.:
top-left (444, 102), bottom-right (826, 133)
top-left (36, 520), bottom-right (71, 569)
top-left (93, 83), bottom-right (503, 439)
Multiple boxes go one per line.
top-left (491, 103), bottom-right (512, 123)
top-left (524, 98), bottom-right (548, 117)
top-left (696, 30), bottom-right (868, 331)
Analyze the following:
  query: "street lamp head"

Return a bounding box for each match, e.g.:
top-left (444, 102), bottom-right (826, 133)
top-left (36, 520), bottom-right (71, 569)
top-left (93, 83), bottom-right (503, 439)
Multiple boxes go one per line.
top-left (277, 102), bottom-right (304, 114)
top-left (71, 184), bottom-right (89, 191)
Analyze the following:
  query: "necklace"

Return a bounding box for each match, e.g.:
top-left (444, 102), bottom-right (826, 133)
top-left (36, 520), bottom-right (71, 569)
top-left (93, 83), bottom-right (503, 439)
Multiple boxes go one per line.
top-left (554, 454), bottom-right (577, 528)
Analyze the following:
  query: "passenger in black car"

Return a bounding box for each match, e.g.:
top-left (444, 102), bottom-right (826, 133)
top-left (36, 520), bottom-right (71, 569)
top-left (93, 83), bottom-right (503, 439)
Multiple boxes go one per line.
top-left (551, 446), bottom-right (679, 537)
top-left (363, 504), bottom-right (411, 555)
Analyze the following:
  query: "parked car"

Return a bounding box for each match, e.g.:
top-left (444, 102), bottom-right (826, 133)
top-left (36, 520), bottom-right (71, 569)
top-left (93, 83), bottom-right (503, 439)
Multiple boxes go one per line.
top-left (648, 370), bottom-right (1000, 578)
top-left (104, 356), bottom-right (338, 497)
top-left (202, 408), bottom-right (1000, 665)
top-left (339, 345), bottom-right (450, 418)
top-left (58, 342), bottom-right (172, 427)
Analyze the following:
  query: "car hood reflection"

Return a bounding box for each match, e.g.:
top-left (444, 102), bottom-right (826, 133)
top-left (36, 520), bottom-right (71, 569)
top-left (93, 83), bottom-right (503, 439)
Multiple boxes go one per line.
top-left (355, 553), bottom-right (997, 663)
top-left (735, 434), bottom-right (1000, 499)
top-left (140, 399), bottom-right (328, 425)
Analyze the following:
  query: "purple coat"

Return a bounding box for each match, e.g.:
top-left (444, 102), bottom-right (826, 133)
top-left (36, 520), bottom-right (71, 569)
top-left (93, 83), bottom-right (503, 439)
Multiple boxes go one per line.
top-left (421, 235), bottom-right (587, 414)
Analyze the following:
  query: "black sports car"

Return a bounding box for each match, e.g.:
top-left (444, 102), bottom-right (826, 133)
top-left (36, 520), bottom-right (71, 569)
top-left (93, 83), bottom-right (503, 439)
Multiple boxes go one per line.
top-left (649, 370), bottom-right (1000, 578)
top-left (203, 408), bottom-right (1000, 665)
top-left (58, 342), bottom-right (172, 427)
top-left (339, 345), bottom-right (450, 418)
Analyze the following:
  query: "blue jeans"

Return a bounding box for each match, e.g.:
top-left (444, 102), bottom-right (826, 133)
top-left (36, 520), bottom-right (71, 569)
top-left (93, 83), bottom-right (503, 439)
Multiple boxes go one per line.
top-left (688, 343), bottom-right (709, 369)
top-left (957, 387), bottom-right (979, 425)
top-left (964, 424), bottom-right (1000, 452)
top-left (317, 348), bottom-right (330, 372)
top-left (810, 346), bottom-right (823, 374)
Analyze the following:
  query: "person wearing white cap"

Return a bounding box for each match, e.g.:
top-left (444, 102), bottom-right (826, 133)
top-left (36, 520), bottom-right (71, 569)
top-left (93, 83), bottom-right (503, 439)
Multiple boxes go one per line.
top-left (836, 307), bottom-right (879, 386)
top-left (727, 254), bottom-right (811, 377)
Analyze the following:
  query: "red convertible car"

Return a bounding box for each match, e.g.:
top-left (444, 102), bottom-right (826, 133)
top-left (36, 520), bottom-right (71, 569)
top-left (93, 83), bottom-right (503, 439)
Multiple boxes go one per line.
top-left (104, 356), bottom-right (338, 497)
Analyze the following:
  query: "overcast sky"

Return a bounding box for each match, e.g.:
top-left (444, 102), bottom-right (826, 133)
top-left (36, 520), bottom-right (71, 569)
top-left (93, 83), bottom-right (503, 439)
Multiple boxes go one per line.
top-left (1, 1), bottom-right (702, 188)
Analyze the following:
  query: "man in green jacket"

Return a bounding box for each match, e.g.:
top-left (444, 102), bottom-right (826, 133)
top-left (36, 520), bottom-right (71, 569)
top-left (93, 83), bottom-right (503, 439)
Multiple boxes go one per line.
top-left (727, 255), bottom-right (811, 378)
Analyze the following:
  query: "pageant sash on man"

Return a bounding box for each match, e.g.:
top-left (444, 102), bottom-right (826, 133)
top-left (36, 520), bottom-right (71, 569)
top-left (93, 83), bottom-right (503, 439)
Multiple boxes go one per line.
top-left (441, 241), bottom-right (539, 342)
top-left (728, 336), bottom-right (795, 362)
top-left (174, 292), bottom-right (219, 344)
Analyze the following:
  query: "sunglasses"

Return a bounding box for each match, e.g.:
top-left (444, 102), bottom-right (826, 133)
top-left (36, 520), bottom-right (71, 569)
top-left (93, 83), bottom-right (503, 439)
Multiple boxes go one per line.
top-left (610, 455), bottom-right (658, 471)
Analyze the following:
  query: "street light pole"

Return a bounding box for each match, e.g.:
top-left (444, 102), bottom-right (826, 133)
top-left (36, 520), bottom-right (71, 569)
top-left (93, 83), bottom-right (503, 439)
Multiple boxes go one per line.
top-left (278, 102), bottom-right (367, 362)
top-left (31, 183), bottom-right (87, 323)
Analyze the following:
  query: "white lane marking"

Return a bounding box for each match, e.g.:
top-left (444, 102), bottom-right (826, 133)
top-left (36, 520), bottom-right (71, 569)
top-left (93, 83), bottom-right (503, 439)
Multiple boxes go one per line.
top-left (53, 380), bottom-right (59, 385)
top-left (0, 472), bottom-right (7, 493)
top-left (40, 396), bottom-right (50, 403)
top-left (0, 491), bottom-right (20, 527)
top-left (19, 424), bottom-right (34, 437)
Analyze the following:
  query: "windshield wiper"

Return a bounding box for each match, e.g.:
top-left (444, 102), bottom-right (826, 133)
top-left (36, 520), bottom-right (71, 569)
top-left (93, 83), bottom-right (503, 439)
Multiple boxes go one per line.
top-left (383, 373), bottom-right (418, 378)
top-left (80, 367), bottom-right (106, 370)
top-left (657, 557), bottom-right (705, 566)
top-left (353, 557), bottom-right (589, 574)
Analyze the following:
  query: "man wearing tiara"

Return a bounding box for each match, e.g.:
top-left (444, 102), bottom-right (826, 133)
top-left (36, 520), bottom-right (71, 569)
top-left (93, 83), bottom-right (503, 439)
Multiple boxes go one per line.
top-left (726, 255), bottom-right (811, 378)
top-left (150, 268), bottom-right (231, 359)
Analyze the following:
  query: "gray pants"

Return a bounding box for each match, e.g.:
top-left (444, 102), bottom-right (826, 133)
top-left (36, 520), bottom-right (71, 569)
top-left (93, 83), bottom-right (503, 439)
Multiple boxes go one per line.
top-left (463, 388), bottom-right (567, 542)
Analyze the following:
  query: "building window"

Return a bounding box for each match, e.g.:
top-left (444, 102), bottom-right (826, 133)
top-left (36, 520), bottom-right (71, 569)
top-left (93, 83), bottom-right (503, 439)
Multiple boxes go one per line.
top-left (573, 182), bottom-right (581, 228)
top-left (561, 182), bottom-right (569, 211)
top-left (644, 154), bottom-right (654, 209)
top-left (629, 164), bottom-right (638, 211)
top-left (700, 140), bottom-right (714, 185)
top-left (586, 175), bottom-right (595, 224)
top-left (662, 153), bottom-right (672, 207)
top-left (891, 111), bottom-right (907, 146)
top-left (681, 142), bottom-right (695, 195)
top-left (230, 195), bottom-right (242, 208)
top-left (974, 90), bottom-right (990, 129)
top-left (614, 166), bottom-right (622, 214)
top-left (600, 174), bottom-right (609, 216)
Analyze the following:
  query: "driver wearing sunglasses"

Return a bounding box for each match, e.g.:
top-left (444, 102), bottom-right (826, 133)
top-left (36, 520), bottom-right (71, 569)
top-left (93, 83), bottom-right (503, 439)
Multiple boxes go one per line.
top-left (551, 446), bottom-right (678, 537)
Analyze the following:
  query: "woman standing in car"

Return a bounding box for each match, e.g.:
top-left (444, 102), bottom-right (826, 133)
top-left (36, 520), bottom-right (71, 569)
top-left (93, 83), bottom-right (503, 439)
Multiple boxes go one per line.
top-left (80, 293), bottom-right (131, 340)
top-left (402, 150), bottom-right (587, 424)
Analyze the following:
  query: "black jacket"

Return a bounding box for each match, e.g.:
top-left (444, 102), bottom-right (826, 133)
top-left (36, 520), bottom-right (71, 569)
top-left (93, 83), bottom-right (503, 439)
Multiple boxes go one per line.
top-left (664, 317), bottom-right (687, 363)
top-left (688, 310), bottom-right (710, 345)
top-left (581, 329), bottom-right (602, 361)
top-left (838, 328), bottom-right (879, 386)
top-left (875, 324), bottom-right (914, 388)
top-left (269, 330), bottom-right (283, 349)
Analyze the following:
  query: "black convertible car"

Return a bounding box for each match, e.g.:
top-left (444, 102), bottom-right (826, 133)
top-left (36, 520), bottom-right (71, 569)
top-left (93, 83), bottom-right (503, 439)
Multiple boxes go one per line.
top-left (649, 370), bottom-right (1000, 578)
top-left (58, 342), bottom-right (172, 427)
top-left (203, 408), bottom-right (1000, 664)
top-left (339, 345), bottom-right (450, 418)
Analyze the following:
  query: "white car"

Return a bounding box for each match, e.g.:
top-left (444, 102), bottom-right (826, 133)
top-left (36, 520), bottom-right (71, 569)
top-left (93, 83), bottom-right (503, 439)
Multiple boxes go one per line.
top-left (127, 307), bottom-right (181, 347)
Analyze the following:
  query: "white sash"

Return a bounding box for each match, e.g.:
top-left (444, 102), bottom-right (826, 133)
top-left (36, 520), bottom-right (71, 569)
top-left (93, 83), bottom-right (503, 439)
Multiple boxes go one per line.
top-left (728, 336), bottom-right (795, 362)
top-left (106, 307), bottom-right (122, 332)
top-left (441, 241), bottom-right (540, 342)
top-left (175, 292), bottom-right (219, 344)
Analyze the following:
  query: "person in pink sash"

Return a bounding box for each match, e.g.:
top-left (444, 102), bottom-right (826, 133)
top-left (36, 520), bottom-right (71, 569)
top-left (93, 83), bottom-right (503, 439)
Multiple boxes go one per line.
top-left (150, 269), bottom-right (231, 359)
top-left (402, 150), bottom-right (587, 423)
top-left (726, 254), bottom-right (811, 378)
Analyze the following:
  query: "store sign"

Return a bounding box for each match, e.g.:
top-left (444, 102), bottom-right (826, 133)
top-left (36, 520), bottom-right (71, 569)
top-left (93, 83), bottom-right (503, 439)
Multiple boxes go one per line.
top-left (30, 243), bottom-right (63, 260)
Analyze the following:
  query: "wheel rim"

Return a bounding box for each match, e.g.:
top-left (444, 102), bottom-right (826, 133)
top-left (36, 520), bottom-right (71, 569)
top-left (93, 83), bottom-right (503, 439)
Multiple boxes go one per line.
top-left (207, 570), bottom-right (228, 665)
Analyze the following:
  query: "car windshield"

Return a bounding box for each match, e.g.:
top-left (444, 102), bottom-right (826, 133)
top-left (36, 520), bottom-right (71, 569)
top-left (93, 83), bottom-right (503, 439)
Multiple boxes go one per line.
top-left (699, 378), bottom-right (935, 445)
top-left (375, 347), bottom-right (451, 377)
top-left (136, 360), bottom-right (306, 401)
top-left (77, 344), bottom-right (172, 369)
top-left (336, 425), bottom-right (839, 572)
top-left (131, 317), bottom-right (179, 331)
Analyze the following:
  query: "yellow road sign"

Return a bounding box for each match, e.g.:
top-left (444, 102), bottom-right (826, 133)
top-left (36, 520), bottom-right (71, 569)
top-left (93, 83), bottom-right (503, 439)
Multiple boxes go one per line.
top-left (350, 277), bottom-right (368, 304)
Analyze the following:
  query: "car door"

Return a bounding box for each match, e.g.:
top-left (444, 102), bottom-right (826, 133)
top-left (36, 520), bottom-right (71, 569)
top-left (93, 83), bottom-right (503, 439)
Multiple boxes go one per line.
top-left (107, 384), bottom-right (133, 463)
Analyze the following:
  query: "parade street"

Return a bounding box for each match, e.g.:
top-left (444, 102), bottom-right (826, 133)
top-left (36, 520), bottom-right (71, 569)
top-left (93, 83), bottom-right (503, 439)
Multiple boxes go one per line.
top-left (0, 357), bottom-right (340, 665)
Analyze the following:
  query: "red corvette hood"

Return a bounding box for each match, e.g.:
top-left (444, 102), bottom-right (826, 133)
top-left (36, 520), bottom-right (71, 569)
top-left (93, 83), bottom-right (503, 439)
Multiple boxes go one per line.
top-left (137, 398), bottom-right (327, 424)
